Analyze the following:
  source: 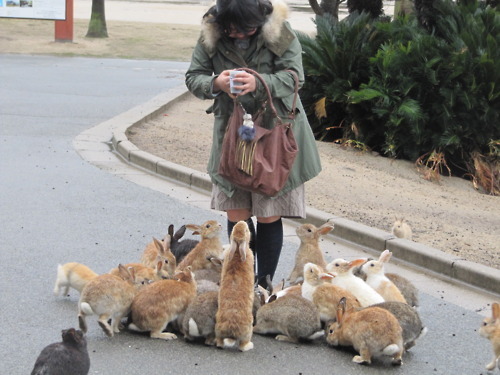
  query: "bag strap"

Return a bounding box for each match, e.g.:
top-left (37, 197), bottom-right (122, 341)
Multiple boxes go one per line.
top-left (235, 67), bottom-right (299, 122)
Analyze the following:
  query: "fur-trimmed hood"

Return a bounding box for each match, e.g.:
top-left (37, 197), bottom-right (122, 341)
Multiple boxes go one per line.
top-left (200, 0), bottom-right (290, 54)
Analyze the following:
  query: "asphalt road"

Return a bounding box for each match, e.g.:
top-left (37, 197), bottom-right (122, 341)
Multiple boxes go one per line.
top-left (0, 54), bottom-right (496, 375)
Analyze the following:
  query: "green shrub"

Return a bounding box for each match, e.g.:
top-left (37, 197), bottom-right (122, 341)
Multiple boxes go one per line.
top-left (299, 0), bottom-right (500, 194)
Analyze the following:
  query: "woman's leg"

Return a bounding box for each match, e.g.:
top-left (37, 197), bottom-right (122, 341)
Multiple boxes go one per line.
top-left (255, 215), bottom-right (282, 289)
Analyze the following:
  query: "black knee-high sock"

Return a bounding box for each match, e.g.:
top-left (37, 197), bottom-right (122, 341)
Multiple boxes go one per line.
top-left (227, 218), bottom-right (255, 253)
top-left (255, 218), bottom-right (283, 288)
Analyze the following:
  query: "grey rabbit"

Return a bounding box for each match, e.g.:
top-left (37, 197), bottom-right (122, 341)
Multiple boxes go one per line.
top-left (31, 328), bottom-right (90, 375)
top-left (169, 224), bottom-right (199, 263)
top-left (369, 301), bottom-right (427, 350)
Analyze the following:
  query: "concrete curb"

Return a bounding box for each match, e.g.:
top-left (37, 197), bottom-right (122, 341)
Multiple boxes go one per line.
top-left (112, 90), bottom-right (500, 296)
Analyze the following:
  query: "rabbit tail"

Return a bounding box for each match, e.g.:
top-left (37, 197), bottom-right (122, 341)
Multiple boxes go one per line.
top-left (307, 330), bottom-right (325, 341)
top-left (382, 344), bottom-right (401, 356)
top-left (80, 302), bottom-right (94, 316)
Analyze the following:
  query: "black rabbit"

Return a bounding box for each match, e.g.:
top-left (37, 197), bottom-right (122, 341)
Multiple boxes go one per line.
top-left (169, 224), bottom-right (199, 263)
top-left (31, 328), bottom-right (90, 375)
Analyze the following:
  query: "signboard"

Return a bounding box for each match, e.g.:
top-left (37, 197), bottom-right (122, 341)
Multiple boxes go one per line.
top-left (0, 0), bottom-right (66, 20)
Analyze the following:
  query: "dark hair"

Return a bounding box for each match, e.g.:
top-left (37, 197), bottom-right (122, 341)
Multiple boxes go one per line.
top-left (213, 0), bottom-right (273, 35)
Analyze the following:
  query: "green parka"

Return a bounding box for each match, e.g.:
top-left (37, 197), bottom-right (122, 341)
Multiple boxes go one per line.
top-left (185, 0), bottom-right (321, 198)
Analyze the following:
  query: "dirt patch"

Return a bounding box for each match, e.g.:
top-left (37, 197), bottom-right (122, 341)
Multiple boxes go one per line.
top-left (128, 93), bottom-right (500, 270)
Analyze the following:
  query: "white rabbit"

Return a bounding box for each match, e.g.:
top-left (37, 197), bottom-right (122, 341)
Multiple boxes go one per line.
top-left (326, 258), bottom-right (385, 307)
top-left (78, 264), bottom-right (141, 337)
top-left (361, 250), bottom-right (407, 303)
top-left (54, 262), bottom-right (98, 296)
top-left (391, 217), bottom-right (413, 240)
top-left (326, 297), bottom-right (404, 365)
top-left (215, 221), bottom-right (255, 351)
top-left (177, 220), bottom-right (224, 272)
top-left (287, 222), bottom-right (334, 285)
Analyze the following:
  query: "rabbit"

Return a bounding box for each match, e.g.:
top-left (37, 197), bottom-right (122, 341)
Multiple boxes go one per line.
top-left (193, 255), bottom-right (223, 284)
top-left (78, 264), bottom-right (140, 337)
top-left (253, 293), bottom-right (324, 343)
top-left (361, 250), bottom-right (407, 303)
top-left (287, 222), bottom-right (334, 285)
top-left (215, 220), bottom-right (255, 351)
top-left (353, 260), bottom-right (419, 308)
top-left (30, 328), bottom-right (90, 375)
top-left (369, 301), bottom-right (427, 351)
top-left (140, 235), bottom-right (177, 276)
top-left (326, 297), bottom-right (404, 365)
top-left (301, 263), bottom-right (360, 323)
top-left (169, 224), bottom-right (199, 263)
top-left (109, 261), bottom-right (167, 282)
top-left (181, 290), bottom-right (219, 345)
top-left (196, 278), bottom-right (220, 295)
top-left (176, 220), bottom-right (224, 272)
top-left (53, 262), bottom-right (98, 296)
top-left (391, 217), bottom-right (413, 240)
top-left (385, 273), bottom-right (420, 309)
top-left (479, 302), bottom-right (500, 371)
top-left (326, 258), bottom-right (385, 307)
top-left (128, 266), bottom-right (197, 340)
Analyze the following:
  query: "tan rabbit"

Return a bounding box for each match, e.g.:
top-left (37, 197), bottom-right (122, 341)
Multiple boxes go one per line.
top-left (140, 235), bottom-right (176, 277)
top-left (479, 302), bottom-right (500, 371)
top-left (361, 250), bottom-right (407, 303)
top-left (391, 217), bottom-right (413, 240)
top-left (109, 261), bottom-right (167, 282)
top-left (128, 266), bottom-right (197, 340)
top-left (54, 262), bottom-right (98, 296)
top-left (176, 220), bottom-right (224, 272)
top-left (215, 221), bottom-right (255, 351)
top-left (327, 258), bottom-right (385, 307)
top-left (287, 222), bottom-right (334, 285)
top-left (326, 297), bottom-right (404, 365)
top-left (78, 264), bottom-right (140, 337)
top-left (301, 263), bottom-right (360, 322)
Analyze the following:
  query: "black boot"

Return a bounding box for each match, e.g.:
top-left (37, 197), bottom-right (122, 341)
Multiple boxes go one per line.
top-left (255, 218), bottom-right (283, 289)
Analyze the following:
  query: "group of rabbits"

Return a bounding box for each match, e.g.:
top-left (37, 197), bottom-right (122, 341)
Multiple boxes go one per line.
top-left (32, 219), bottom-right (499, 373)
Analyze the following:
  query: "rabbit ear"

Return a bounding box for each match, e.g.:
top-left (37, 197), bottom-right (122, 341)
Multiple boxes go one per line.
top-left (492, 302), bottom-right (500, 320)
top-left (379, 249), bottom-right (392, 263)
top-left (268, 294), bottom-right (278, 303)
top-left (318, 222), bottom-right (335, 235)
top-left (336, 297), bottom-right (347, 325)
top-left (185, 224), bottom-right (201, 235)
top-left (238, 240), bottom-right (247, 262)
top-left (174, 225), bottom-right (187, 240)
top-left (168, 224), bottom-right (174, 237)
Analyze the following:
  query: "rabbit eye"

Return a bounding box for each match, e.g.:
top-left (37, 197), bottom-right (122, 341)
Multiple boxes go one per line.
top-left (206, 224), bottom-right (211, 228)
top-left (164, 260), bottom-right (169, 264)
top-left (329, 329), bottom-right (334, 334)
top-left (307, 229), bottom-right (312, 232)
top-left (335, 263), bottom-right (340, 267)
top-left (370, 263), bottom-right (374, 267)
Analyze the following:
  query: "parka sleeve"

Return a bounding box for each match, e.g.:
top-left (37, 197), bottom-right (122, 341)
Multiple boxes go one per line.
top-left (185, 39), bottom-right (219, 100)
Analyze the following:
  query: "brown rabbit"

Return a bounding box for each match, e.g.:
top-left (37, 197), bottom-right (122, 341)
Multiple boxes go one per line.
top-left (479, 302), bottom-right (500, 371)
top-left (361, 250), bottom-right (407, 303)
top-left (140, 235), bottom-right (176, 277)
top-left (53, 262), bottom-right (98, 296)
top-left (78, 264), bottom-right (140, 337)
top-left (215, 221), bottom-right (255, 351)
top-left (31, 328), bottom-right (90, 375)
top-left (128, 266), bottom-right (197, 340)
top-left (326, 297), bottom-right (404, 366)
top-left (287, 222), bottom-right (334, 285)
top-left (109, 261), bottom-right (167, 282)
top-left (177, 220), bottom-right (224, 272)
top-left (301, 262), bottom-right (360, 322)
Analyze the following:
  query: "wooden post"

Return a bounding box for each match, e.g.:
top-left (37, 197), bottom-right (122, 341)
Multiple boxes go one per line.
top-left (55, 0), bottom-right (73, 42)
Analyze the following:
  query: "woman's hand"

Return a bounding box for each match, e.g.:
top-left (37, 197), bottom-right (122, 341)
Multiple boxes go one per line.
top-left (213, 70), bottom-right (256, 98)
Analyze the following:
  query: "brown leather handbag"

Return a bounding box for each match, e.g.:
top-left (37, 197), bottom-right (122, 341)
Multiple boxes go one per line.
top-left (218, 68), bottom-right (299, 197)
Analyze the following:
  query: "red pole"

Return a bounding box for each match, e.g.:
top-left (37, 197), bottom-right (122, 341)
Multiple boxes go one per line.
top-left (55, 0), bottom-right (74, 42)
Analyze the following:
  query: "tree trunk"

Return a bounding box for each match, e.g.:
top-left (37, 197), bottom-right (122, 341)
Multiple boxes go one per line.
top-left (86, 0), bottom-right (108, 38)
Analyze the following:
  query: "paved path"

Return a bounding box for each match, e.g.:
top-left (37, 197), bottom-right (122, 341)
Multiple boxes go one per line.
top-left (0, 53), bottom-right (497, 374)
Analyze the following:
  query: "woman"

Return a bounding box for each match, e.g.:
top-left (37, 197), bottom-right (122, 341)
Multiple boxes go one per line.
top-left (185, 0), bottom-right (321, 288)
